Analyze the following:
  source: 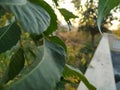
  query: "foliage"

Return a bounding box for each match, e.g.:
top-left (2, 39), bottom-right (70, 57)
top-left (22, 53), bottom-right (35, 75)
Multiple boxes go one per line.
top-left (112, 30), bottom-right (120, 37)
top-left (0, 0), bottom-right (119, 90)
top-left (58, 8), bottom-right (78, 30)
top-left (0, 0), bottom-right (96, 90)
top-left (57, 30), bottom-right (96, 73)
top-left (0, 23), bottom-right (21, 53)
top-left (56, 64), bottom-right (96, 90)
top-left (62, 64), bottom-right (96, 90)
top-left (4, 40), bottom-right (66, 90)
top-left (76, 0), bottom-right (118, 48)
top-left (1, 48), bottom-right (25, 84)
top-left (97, 0), bottom-right (120, 33)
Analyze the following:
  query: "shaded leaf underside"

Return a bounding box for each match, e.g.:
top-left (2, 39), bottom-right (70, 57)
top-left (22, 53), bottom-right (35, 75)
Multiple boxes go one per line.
top-left (4, 1), bottom-right (50, 34)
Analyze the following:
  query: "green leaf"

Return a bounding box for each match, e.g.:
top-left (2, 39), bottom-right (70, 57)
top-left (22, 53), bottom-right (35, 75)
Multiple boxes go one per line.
top-left (52, 0), bottom-right (59, 6)
top-left (8, 48), bottom-right (25, 80)
top-left (0, 0), bottom-right (27, 5)
top-left (29, 0), bottom-right (58, 35)
top-left (30, 34), bottom-right (43, 45)
top-left (0, 23), bottom-right (21, 53)
top-left (5, 1), bottom-right (50, 34)
top-left (5, 39), bottom-right (66, 90)
top-left (58, 8), bottom-right (78, 30)
top-left (48, 36), bottom-right (67, 52)
top-left (97, 0), bottom-right (120, 34)
top-left (58, 8), bottom-right (78, 21)
top-left (0, 48), bottom-right (25, 84)
top-left (63, 64), bottom-right (96, 90)
top-left (57, 78), bottom-right (78, 89)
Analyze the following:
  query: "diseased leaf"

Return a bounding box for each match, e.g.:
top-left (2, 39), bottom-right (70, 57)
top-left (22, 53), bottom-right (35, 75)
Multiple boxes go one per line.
top-left (63, 64), bottom-right (96, 90)
top-left (4, 39), bottom-right (66, 90)
top-left (0, 48), bottom-right (25, 84)
top-left (0, 22), bottom-right (21, 53)
top-left (97, 0), bottom-right (120, 34)
top-left (29, 0), bottom-right (58, 35)
top-left (5, 1), bottom-right (50, 34)
top-left (0, 0), bottom-right (27, 5)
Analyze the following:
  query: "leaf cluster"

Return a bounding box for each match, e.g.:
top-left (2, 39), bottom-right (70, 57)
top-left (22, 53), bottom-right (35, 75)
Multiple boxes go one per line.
top-left (0, 0), bottom-right (118, 90)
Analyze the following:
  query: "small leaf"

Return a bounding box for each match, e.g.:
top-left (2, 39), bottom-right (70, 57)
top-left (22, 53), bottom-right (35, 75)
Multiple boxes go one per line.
top-left (63, 64), bottom-right (96, 90)
top-left (59, 8), bottom-right (78, 30)
top-left (0, 0), bottom-right (27, 5)
top-left (52, 0), bottom-right (59, 6)
top-left (0, 22), bottom-right (21, 53)
top-left (59, 8), bottom-right (78, 21)
top-left (97, 0), bottom-right (120, 33)
top-left (0, 48), bottom-right (25, 84)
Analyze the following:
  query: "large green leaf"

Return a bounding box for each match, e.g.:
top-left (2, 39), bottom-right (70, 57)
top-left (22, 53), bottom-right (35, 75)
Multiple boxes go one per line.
top-left (29, 0), bottom-right (57, 35)
top-left (0, 23), bottom-right (21, 53)
top-left (63, 64), bottom-right (96, 90)
top-left (0, 0), bottom-right (27, 5)
top-left (97, 0), bottom-right (120, 33)
top-left (5, 39), bottom-right (66, 90)
top-left (0, 48), bottom-right (25, 84)
top-left (4, 1), bottom-right (50, 34)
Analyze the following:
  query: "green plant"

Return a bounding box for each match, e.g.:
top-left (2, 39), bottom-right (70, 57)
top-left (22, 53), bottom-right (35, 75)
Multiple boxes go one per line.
top-left (0, 0), bottom-right (119, 90)
top-left (77, 0), bottom-right (118, 48)
top-left (0, 0), bottom-right (96, 90)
